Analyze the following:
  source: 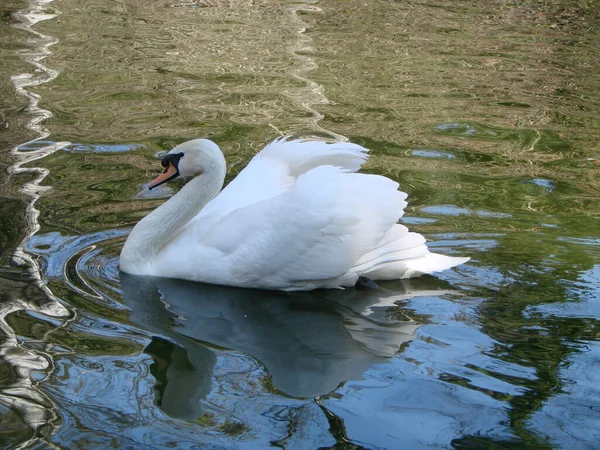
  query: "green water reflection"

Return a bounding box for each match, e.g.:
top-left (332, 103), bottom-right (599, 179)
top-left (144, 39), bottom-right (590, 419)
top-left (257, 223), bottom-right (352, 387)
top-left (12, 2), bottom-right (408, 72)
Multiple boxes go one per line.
top-left (1, 0), bottom-right (599, 448)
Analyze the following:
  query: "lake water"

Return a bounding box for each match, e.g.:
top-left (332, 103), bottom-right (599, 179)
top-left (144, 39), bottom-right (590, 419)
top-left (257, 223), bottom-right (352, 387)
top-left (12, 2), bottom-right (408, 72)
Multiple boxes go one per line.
top-left (1, 0), bottom-right (599, 448)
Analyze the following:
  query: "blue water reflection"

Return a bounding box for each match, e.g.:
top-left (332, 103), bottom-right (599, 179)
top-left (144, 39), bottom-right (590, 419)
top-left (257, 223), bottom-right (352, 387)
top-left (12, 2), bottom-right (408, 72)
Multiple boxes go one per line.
top-left (120, 274), bottom-right (421, 400)
top-left (528, 341), bottom-right (600, 449)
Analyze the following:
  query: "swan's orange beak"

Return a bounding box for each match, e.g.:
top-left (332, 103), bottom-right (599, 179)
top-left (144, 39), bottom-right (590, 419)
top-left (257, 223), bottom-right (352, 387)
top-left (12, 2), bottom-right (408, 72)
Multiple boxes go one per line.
top-left (148, 162), bottom-right (178, 190)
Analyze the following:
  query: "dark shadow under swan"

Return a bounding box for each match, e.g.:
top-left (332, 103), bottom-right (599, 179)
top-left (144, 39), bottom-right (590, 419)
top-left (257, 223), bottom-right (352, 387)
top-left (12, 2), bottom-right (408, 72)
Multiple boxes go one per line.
top-left (120, 273), bottom-right (456, 419)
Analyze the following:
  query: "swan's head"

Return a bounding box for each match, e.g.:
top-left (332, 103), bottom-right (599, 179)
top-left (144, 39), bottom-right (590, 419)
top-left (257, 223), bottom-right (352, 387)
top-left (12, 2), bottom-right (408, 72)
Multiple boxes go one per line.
top-left (148, 139), bottom-right (225, 190)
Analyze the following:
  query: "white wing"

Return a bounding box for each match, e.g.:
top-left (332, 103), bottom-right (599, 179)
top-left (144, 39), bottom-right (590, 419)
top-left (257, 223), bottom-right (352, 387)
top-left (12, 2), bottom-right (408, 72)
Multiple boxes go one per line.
top-left (172, 165), bottom-right (407, 290)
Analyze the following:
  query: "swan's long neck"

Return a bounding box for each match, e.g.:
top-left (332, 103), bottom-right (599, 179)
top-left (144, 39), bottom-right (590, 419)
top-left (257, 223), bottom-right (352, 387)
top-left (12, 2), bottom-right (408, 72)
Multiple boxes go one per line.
top-left (120, 163), bottom-right (225, 274)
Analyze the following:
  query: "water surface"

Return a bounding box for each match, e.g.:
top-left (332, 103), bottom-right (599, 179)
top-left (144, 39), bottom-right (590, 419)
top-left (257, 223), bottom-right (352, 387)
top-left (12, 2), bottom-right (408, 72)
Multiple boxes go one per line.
top-left (1, 0), bottom-right (599, 448)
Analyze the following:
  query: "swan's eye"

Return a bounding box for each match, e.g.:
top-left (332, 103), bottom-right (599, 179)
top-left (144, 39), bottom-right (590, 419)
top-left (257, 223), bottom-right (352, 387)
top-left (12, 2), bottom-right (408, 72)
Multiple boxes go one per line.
top-left (161, 152), bottom-right (185, 172)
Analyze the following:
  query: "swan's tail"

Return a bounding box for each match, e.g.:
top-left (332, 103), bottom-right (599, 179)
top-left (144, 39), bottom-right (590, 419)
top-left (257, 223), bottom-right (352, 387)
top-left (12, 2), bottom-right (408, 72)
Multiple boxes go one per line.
top-left (352, 224), bottom-right (469, 280)
top-left (260, 137), bottom-right (369, 176)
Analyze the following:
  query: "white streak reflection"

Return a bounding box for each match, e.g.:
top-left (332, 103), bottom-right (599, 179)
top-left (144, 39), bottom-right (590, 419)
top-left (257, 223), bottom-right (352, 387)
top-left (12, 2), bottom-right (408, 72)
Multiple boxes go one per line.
top-left (0, 1), bottom-right (72, 447)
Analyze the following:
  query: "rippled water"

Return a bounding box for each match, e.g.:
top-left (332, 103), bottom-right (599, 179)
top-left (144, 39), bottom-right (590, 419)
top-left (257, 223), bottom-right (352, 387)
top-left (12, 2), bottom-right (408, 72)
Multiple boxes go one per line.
top-left (1, 0), bottom-right (599, 448)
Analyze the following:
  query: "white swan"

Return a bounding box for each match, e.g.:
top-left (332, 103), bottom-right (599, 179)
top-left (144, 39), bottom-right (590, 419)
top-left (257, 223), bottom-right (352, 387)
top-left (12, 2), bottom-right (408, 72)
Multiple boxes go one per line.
top-left (119, 137), bottom-right (469, 291)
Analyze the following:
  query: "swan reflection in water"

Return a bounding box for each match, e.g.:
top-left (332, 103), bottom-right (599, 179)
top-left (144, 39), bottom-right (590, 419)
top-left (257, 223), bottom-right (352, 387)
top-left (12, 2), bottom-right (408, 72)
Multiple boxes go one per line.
top-left (120, 274), bottom-right (451, 420)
